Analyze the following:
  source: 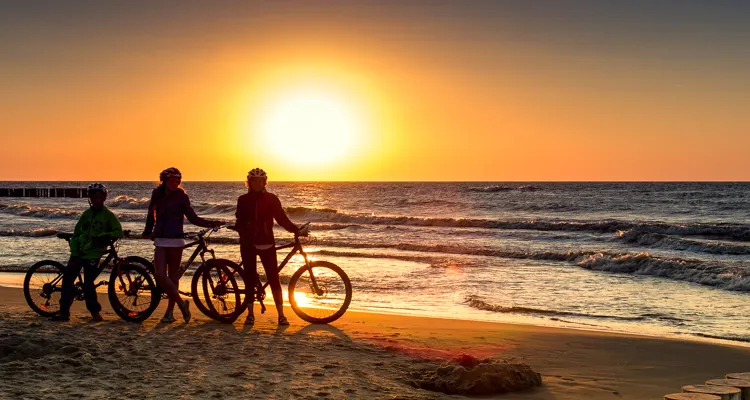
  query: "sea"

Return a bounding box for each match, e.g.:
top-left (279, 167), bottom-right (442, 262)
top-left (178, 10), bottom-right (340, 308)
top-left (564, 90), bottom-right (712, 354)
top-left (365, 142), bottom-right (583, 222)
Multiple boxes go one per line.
top-left (0, 181), bottom-right (748, 345)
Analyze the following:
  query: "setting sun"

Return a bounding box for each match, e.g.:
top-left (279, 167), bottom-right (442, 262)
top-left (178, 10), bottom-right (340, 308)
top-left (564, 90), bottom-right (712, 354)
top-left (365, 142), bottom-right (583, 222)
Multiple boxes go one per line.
top-left (255, 88), bottom-right (364, 166)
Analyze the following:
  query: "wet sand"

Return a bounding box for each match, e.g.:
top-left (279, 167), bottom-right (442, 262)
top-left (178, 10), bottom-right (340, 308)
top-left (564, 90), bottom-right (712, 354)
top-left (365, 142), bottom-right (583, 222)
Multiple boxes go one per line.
top-left (1, 286), bottom-right (749, 399)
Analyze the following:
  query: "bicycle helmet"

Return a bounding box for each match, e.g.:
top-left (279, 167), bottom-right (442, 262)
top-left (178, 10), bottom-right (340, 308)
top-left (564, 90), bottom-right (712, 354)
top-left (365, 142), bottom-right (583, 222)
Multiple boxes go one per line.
top-left (247, 168), bottom-right (267, 180)
top-left (160, 167), bottom-right (182, 182)
top-left (87, 183), bottom-right (108, 197)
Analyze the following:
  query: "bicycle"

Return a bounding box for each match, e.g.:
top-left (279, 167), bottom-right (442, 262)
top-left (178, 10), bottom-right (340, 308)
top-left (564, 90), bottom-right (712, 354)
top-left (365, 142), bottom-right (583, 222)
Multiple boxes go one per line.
top-left (200, 222), bottom-right (353, 324)
top-left (112, 225), bottom-right (246, 323)
top-left (23, 231), bottom-right (158, 322)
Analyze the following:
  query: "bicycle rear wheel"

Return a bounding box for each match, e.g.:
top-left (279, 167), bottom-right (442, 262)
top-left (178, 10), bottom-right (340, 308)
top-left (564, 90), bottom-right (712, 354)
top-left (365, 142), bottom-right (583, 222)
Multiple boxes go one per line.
top-left (24, 260), bottom-right (66, 317)
top-left (108, 261), bottom-right (159, 323)
top-left (191, 259), bottom-right (245, 323)
top-left (288, 261), bottom-right (352, 324)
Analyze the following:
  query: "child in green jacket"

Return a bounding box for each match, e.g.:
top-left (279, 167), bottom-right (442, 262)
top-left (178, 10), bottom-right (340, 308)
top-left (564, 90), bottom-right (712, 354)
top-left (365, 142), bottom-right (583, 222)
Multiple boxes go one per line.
top-left (51, 183), bottom-right (123, 321)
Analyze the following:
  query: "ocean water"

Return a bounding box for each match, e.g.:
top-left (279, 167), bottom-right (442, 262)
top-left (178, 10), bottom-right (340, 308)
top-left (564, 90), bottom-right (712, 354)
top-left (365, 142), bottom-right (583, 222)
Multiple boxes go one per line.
top-left (0, 181), bottom-right (748, 344)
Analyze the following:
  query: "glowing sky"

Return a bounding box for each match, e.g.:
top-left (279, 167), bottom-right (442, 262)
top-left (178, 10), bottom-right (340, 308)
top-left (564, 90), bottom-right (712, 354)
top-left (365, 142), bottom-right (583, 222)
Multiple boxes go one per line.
top-left (1, 1), bottom-right (748, 181)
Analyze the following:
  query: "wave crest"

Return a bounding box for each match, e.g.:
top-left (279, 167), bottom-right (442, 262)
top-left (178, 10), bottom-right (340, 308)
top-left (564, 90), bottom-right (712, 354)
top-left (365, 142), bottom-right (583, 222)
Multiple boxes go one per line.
top-left (0, 228), bottom-right (58, 237)
top-left (464, 295), bottom-right (683, 323)
top-left (617, 230), bottom-right (750, 255)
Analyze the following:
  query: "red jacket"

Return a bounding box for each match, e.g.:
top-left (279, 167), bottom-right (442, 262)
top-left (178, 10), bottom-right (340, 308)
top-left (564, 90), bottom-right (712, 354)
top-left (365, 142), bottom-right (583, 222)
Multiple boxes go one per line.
top-left (235, 191), bottom-right (299, 245)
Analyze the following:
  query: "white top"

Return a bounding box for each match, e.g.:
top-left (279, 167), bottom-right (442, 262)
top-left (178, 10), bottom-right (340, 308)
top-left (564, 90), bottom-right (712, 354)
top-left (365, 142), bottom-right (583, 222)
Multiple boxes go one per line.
top-left (153, 238), bottom-right (186, 248)
top-left (255, 244), bottom-right (273, 250)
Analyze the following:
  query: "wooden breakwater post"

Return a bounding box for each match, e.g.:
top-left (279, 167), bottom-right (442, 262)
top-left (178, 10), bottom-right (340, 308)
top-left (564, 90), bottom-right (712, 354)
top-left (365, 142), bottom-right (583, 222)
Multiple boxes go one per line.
top-left (683, 385), bottom-right (741, 400)
top-left (665, 393), bottom-right (721, 400)
top-left (708, 379), bottom-right (750, 400)
top-left (0, 188), bottom-right (88, 198)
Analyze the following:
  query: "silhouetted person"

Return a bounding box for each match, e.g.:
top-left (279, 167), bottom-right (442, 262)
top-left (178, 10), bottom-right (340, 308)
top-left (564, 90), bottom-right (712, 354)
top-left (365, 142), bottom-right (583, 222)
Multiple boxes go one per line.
top-left (52, 183), bottom-right (122, 322)
top-left (143, 167), bottom-right (221, 323)
top-left (235, 168), bottom-right (308, 325)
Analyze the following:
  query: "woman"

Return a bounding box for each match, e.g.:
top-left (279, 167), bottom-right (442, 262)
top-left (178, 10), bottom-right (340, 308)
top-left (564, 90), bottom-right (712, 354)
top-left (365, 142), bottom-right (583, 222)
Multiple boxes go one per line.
top-left (235, 168), bottom-right (308, 325)
top-left (143, 167), bottom-right (220, 323)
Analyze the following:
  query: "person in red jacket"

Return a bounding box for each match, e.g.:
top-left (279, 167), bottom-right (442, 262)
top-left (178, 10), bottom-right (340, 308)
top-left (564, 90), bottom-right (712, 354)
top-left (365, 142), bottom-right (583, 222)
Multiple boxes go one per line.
top-left (235, 168), bottom-right (308, 325)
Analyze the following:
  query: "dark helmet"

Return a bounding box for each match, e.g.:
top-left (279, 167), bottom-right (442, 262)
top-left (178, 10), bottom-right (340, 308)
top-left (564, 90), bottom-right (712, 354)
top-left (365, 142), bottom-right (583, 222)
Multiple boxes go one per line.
top-left (160, 167), bottom-right (182, 182)
top-left (87, 183), bottom-right (108, 197)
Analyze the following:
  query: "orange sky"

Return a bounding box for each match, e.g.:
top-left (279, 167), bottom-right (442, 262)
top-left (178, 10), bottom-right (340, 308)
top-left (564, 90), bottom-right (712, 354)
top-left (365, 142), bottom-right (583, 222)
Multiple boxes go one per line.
top-left (1, 2), bottom-right (748, 181)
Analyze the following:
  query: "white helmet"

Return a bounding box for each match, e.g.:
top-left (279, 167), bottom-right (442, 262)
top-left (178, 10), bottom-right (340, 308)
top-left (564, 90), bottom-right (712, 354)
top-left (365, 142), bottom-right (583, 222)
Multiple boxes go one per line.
top-left (247, 168), bottom-right (267, 180)
top-left (87, 183), bottom-right (108, 197)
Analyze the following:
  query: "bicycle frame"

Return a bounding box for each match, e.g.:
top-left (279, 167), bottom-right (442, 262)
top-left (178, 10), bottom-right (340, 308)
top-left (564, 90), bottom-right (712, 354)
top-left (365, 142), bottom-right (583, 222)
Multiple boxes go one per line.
top-left (174, 231), bottom-right (216, 296)
top-left (45, 236), bottom-right (126, 298)
top-left (240, 235), bottom-right (317, 312)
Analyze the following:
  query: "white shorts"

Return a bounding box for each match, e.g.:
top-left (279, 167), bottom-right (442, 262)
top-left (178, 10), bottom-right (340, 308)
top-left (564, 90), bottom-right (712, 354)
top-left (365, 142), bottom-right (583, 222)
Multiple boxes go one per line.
top-left (153, 238), bottom-right (186, 248)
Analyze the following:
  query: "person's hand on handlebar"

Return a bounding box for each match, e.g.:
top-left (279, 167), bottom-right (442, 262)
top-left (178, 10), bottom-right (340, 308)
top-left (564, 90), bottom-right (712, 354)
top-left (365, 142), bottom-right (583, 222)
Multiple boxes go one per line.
top-left (296, 225), bottom-right (310, 237)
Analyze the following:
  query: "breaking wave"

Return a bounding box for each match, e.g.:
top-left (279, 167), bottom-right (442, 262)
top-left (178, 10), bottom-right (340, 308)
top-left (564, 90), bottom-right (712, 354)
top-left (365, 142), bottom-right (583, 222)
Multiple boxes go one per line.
top-left (310, 240), bottom-right (750, 292)
top-left (0, 228), bottom-right (58, 237)
top-left (464, 295), bottom-right (685, 323)
top-left (0, 203), bottom-right (80, 219)
top-left (107, 195), bottom-right (150, 209)
top-left (617, 230), bottom-right (750, 255)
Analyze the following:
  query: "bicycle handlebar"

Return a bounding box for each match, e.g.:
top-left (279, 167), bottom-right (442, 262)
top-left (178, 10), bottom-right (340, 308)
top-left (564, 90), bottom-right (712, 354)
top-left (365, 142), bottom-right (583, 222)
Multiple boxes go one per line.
top-left (183, 223), bottom-right (231, 239)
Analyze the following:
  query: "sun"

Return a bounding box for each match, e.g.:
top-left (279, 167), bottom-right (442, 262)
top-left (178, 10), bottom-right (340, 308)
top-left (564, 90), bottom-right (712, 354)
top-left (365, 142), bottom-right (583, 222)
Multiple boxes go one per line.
top-left (257, 88), bottom-right (363, 166)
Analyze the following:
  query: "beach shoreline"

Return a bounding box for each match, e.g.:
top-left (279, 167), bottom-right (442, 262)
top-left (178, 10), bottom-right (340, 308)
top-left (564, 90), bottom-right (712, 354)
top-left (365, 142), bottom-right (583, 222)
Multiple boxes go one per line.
top-left (2, 286), bottom-right (750, 399)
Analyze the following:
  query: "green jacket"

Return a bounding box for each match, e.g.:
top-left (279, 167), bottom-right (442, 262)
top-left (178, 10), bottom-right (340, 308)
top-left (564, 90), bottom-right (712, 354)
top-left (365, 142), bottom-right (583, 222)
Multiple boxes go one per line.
top-left (70, 206), bottom-right (123, 260)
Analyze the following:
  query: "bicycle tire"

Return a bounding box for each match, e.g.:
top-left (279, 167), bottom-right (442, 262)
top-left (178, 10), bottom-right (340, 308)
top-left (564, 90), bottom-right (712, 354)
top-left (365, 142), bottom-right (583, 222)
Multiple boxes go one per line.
top-left (24, 260), bottom-right (66, 317)
top-left (124, 255), bottom-right (154, 274)
top-left (288, 261), bottom-right (352, 324)
top-left (108, 261), bottom-right (159, 323)
top-left (191, 259), bottom-right (245, 323)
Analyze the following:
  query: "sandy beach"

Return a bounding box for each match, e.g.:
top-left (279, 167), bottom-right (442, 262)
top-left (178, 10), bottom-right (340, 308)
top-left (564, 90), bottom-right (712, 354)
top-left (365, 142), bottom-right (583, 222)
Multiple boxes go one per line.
top-left (1, 286), bottom-right (749, 399)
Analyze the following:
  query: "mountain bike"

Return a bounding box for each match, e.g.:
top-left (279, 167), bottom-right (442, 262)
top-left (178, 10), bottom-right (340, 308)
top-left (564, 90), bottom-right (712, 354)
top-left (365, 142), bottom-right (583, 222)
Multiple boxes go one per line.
top-left (111, 225), bottom-right (246, 323)
top-left (23, 231), bottom-right (158, 322)
top-left (198, 223), bottom-right (352, 324)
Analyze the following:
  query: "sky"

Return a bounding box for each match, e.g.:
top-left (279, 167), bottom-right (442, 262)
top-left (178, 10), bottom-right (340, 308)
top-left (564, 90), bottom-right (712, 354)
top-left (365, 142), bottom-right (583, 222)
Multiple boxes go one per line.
top-left (1, 1), bottom-right (748, 181)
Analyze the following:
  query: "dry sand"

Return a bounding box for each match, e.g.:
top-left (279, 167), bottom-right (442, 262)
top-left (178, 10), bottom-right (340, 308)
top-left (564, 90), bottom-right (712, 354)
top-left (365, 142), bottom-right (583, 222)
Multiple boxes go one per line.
top-left (1, 286), bottom-right (749, 399)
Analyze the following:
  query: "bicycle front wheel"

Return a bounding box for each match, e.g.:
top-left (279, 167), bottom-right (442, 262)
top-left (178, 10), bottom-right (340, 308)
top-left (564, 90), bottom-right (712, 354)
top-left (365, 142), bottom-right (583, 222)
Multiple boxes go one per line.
top-left (108, 261), bottom-right (159, 323)
top-left (191, 259), bottom-right (245, 323)
top-left (288, 261), bottom-right (352, 324)
top-left (24, 260), bottom-right (65, 317)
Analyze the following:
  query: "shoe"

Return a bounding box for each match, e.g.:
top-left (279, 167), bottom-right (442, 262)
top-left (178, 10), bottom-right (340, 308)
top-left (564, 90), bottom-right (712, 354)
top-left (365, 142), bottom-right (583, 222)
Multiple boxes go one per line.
top-left (91, 313), bottom-right (104, 322)
top-left (160, 313), bottom-right (176, 323)
top-left (49, 314), bottom-right (70, 322)
top-left (278, 316), bottom-right (290, 326)
top-left (179, 300), bottom-right (191, 323)
top-left (245, 314), bottom-right (255, 325)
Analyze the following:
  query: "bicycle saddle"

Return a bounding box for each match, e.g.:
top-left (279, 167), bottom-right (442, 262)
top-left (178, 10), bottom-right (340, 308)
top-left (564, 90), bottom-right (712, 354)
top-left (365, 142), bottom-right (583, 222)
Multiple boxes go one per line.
top-left (56, 233), bottom-right (74, 241)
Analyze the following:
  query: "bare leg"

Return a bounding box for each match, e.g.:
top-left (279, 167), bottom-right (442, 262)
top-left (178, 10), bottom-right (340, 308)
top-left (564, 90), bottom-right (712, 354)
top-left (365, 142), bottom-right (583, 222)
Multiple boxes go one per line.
top-left (154, 247), bottom-right (189, 320)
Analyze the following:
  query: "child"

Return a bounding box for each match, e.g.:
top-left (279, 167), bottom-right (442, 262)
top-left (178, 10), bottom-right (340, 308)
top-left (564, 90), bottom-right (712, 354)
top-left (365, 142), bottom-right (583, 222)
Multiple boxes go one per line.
top-left (51, 183), bottom-right (123, 321)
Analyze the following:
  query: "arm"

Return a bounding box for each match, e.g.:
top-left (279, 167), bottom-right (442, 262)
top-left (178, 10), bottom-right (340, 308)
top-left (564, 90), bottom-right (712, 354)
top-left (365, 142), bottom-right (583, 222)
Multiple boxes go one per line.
top-left (183, 193), bottom-right (215, 228)
top-left (143, 189), bottom-right (158, 235)
top-left (234, 196), bottom-right (246, 230)
top-left (104, 211), bottom-right (124, 239)
top-left (69, 213), bottom-right (85, 257)
top-left (272, 195), bottom-right (299, 233)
